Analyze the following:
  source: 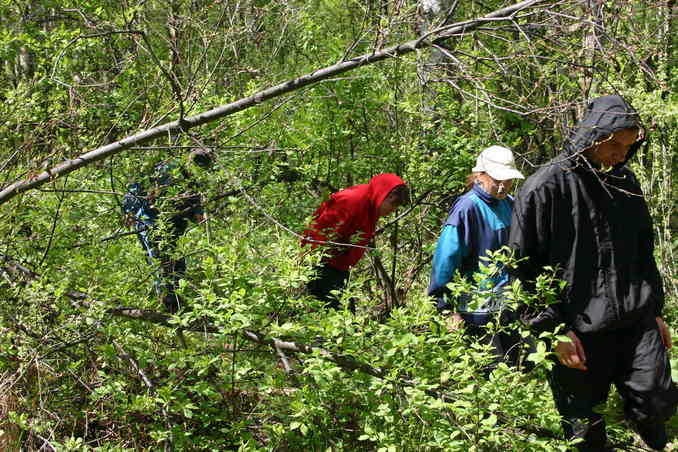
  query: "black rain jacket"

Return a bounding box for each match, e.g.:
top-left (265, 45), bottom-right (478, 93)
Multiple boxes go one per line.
top-left (509, 95), bottom-right (664, 334)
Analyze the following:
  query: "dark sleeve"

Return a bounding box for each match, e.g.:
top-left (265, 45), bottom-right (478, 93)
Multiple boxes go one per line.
top-left (629, 172), bottom-right (665, 317)
top-left (509, 184), bottom-right (568, 333)
top-left (643, 222), bottom-right (665, 318)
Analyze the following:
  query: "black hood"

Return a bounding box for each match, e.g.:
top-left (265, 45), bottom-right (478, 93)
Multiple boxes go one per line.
top-left (564, 95), bottom-right (645, 168)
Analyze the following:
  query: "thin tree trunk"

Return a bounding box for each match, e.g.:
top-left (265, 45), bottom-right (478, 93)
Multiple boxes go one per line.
top-left (578, 0), bottom-right (605, 97)
top-left (416, 0), bottom-right (459, 118)
top-left (666, 0), bottom-right (676, 99)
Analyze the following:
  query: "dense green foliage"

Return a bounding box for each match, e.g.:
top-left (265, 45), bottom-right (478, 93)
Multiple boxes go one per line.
top-left (0, 0), bottom-right (676, 450)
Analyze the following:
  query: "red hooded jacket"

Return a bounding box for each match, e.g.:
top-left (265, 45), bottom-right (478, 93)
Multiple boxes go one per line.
top-left (302, 173), bottom-right (406, 271)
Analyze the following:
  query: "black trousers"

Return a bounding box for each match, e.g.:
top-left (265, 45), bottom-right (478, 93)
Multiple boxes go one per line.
top-left (306, 264), bottom-right (350, 311)
top-left (548, 316), bottom-right (678, 451)
top-left (135, 217), bottom-right (188, 312)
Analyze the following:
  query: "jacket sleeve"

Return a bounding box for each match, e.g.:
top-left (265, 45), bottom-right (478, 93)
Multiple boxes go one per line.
top-left (631, 174), bottom-right (665, 317)
top-left (428, 221), bottom-right (470, 313)
top-left (509, 185), bottom-right (568, 333)
top-left (644, 231), bottom-right (665, 318)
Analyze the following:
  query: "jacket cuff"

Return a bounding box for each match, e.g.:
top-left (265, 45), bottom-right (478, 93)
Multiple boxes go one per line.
top-left (520, 305), bottom-right (567, 335)
top-left (654, 305), bottom-right (663, 318)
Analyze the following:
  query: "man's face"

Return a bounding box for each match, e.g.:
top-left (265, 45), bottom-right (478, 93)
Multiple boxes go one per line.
top-left (378, 194), bottom-right (400, 217)
top-left (585, 128), bottom-right (639, 168)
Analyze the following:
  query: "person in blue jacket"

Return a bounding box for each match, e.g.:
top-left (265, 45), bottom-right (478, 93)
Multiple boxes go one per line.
top-left (428, 145), bottom-right (525, 369)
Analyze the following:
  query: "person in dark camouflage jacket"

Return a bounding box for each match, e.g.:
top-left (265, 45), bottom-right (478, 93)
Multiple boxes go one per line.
top-left (123, 148), bottom-right (213, 312)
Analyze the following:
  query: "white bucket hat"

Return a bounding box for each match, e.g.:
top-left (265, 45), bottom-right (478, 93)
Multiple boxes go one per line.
top-left (472, 145), bottom-right (524, 180)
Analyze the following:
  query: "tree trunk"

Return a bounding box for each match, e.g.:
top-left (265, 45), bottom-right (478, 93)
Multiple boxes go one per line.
top-left (416, 0), bottom-right (459, 118)
top-left (578, 0), bottom-right (605, 97)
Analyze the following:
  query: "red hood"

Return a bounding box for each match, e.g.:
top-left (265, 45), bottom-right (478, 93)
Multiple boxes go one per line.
top-left (368, 173), bottom-right (406, 211)
top-left (331, 173), bottom-right (405, 215)
top-left (303, 173), bottom-right (406, 270)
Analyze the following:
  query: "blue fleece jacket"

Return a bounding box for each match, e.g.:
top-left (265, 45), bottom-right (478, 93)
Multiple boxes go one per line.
top-left (428, 184), bottom-right (513, 315)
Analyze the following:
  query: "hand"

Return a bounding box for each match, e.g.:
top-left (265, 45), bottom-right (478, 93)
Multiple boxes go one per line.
top-left (445, 312), bottom-right (464, 331)
top-left (555, 330), bottom-right (587, 371)
top-left (656, 317), bottom-right (672, 350)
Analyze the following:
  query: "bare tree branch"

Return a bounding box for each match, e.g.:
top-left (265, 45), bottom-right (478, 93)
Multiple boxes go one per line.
top-left (0, 0), bottom-right (547, 206)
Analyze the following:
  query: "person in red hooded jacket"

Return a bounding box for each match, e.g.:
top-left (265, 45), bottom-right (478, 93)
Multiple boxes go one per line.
top-left (302, 173), bottom-right (409, 309)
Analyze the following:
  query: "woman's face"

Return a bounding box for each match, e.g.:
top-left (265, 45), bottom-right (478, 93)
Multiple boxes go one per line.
top-left (476, 173), bottom-right (513, 199)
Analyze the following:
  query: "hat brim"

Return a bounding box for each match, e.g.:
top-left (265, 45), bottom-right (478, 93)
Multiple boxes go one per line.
top-left (485, 167), bottom-right (525, 181)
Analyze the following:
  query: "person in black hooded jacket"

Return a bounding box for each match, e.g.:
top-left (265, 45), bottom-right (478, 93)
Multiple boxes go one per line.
top-left (509, 95), bottom-right (677, 451)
